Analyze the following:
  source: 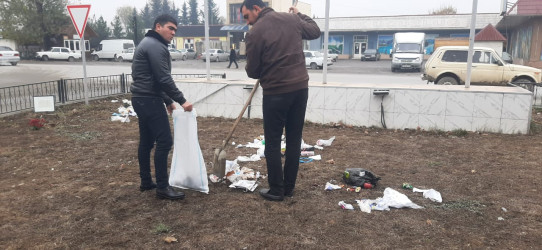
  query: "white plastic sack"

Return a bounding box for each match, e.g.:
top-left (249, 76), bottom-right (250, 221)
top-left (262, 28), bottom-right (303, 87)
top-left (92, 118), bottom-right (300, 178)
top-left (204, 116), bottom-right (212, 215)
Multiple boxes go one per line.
top-left (413, 188), bottom-right (442, 203)
top-left (169, 109), bottom-right (209, 194)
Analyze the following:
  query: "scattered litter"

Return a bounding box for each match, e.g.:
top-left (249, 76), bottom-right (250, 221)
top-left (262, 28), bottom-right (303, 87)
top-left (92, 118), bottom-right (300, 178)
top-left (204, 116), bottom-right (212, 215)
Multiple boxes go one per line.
top-left (111, 114), bottom-right (130, 123)
top-left (356, 188), bottom-right (423, 212)
top-left (343, 168), bottom-right (381, 187)
top-left (316, 136), bottom-right (335, 146)
top-left (497, 217), bottom-right (505, 221)
top-left (413, 188), bottom-right (442, 203)
top-left (314, 145), bottom-right (324, 150)
top-left (164, 236), bottom-right (178, 243)
top-left (232, 142), bottom-right (235, 145)
top-left (299, 157), bottom-right (313, 163)
top-left (111, 100), bottom-right (119, 103)
top-left (402, 183), bottom-right (413, 190)
top-left (300, 151), bottom-right (315, 156)
top-left (224, 160), bottom-right (263, 183)
top-left (471, 169), bottom-right (477, 173)
top-left (111, 99), bottom-right (136, 122)
top-left (325, 182), bottom-right (342, 190)
top-left (338, 201), bottom-right (354, 210)
top-left (501, 207), bottom-right (508, 212)
top-left (208, 174), bottom-right (221, 183)
top-left (229, 180), bottom-right (258, 192)
top-left (325, 159), bottom-right (335, 164)
top-left (236, 155), bottom-right (261, 162)
top-left (309, 155), bottom-right (321, 161)
top-left (356, 199), bottom-right (373, 213)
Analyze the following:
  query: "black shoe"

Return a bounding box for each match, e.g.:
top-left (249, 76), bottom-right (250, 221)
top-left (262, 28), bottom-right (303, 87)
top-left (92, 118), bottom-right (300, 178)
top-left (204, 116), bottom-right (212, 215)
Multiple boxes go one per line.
top-left (284, 189), bottom-right (294, 198)
top-left (259, 188), bottom-right (284, 201)
top-left (140, 182), bottom-right (157, 192)
top-left (156, 186), bottom-right (185, 200)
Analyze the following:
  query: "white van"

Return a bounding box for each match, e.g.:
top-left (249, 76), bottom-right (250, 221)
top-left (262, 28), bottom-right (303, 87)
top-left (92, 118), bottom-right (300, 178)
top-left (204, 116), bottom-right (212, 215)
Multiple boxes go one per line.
top-left (391, 32), bottom-right (425, 72)
top-left (91, 39), bottom-right (135, 61)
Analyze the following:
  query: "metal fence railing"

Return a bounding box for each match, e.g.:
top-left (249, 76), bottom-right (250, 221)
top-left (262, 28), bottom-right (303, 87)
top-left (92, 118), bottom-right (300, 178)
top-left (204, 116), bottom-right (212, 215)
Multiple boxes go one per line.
top-left (0, 73), bottom-right (226, 115)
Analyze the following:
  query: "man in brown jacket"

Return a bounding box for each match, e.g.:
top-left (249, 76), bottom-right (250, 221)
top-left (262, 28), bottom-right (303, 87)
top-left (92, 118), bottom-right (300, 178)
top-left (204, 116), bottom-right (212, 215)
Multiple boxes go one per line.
top-left (241, 0), bottom-right (320, 201)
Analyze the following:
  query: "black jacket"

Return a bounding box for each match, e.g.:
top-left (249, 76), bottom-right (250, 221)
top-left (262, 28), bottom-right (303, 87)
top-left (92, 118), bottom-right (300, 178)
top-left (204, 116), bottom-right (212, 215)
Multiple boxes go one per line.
top-left (130, 30), bottom-right (186, 105)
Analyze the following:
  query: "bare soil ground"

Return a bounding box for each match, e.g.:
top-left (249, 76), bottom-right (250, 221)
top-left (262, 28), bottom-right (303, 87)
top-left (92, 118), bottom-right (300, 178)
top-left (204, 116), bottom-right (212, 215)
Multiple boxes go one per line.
top-left (1, 95), bottom-right (541, 249)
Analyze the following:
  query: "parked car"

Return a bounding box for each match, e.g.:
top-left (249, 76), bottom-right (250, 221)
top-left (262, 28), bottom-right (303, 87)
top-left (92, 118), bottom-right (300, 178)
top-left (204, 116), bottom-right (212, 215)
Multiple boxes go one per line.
top-left (168, 48), bottom-right (184, 61)
top-left (0, 46), bottom-right (20, 66)
top-left (91, 39), bottom-right (134, 61)
top-left (116, 48), bottom-right (134, 62)
top-left (361, 49), bottom-right (381, 61)
top-left (202, 49), bottom-right (229, 62)
top-left (421, 46), bottom-right (541, 85)
top-left (304, 50), bottom-right (333, 69)
top-left (322, 49), bottom-right (339, 62)
top-left (36, 47), bottom-right (81, 62)
top-left (179, 48), bottom-right (197, 60)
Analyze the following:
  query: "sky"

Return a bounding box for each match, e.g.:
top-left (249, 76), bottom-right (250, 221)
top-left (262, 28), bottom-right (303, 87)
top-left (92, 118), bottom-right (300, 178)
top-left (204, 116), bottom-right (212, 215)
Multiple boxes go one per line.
top-left (69, 0), bottom-right (504, 23)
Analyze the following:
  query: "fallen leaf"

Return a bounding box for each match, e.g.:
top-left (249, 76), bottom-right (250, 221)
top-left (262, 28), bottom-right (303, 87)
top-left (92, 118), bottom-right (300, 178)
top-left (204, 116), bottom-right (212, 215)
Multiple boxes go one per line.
top-left (426, 219), bottom-right (432, 226)
top-left (164, 236), bottom-right (178, 243)
top-left (326, 159), bottom-right (335, 164)
top-left (471, 169), bottom-right (477, 173)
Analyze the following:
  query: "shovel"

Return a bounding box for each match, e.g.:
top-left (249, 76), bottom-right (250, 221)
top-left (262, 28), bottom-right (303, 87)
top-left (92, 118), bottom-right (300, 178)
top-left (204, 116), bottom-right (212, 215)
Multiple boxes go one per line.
top-left (212, 80), bottom-right (260, 178)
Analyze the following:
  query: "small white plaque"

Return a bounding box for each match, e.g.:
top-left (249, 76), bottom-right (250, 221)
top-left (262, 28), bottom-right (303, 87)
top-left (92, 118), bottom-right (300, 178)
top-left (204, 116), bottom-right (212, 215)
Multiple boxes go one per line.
top-left (33, 96), bottom-right (55, 112)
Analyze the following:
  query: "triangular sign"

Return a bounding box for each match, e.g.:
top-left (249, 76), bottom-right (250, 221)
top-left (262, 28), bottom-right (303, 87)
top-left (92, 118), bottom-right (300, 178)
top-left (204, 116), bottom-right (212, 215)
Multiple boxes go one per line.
top-left (67, 5), bottom-right (91, 38)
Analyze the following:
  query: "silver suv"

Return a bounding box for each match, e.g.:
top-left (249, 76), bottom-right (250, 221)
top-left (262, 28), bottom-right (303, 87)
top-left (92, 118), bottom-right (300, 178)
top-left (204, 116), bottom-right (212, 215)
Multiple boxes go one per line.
top-left (422, 46), bottom-right (541, 85)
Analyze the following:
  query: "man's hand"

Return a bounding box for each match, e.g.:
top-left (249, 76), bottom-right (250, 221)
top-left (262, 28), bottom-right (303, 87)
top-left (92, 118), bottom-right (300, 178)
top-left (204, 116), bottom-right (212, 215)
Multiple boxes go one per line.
top-left (181, 101), bottom-right (193, 112)
top-left (166, 103), bottom-right (176, 114)
top-left (289, 6), bottom-right (299, 14)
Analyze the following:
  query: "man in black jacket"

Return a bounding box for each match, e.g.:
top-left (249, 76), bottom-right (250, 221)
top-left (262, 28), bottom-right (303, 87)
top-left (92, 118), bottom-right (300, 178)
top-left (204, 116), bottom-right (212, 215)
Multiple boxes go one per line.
top-left (227, 47), bottom-right (238, 68)
top-left (241, 0), bottom-right (320, 201)
top-left (130, 14), bottom-right (192, 200)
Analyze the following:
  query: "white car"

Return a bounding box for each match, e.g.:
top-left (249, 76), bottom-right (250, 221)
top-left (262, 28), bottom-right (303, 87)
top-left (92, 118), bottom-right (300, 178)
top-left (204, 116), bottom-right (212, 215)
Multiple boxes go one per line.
top-left (202, 49), bottom-right (229, 62)
top-left (0, 46), bottom-right (20, 66)
top-left (422, 46), bottom-right (542, 85)
top-left (116, 48), bottom-right (134, 62)
top-left (36, 47), bottom-right (81, 62)
top-left (304, 50), bottom-right (333, 69)
top-left (169, 48), bottom-right (184, 61)
top-left (179, 48), bottom-right (197, 60)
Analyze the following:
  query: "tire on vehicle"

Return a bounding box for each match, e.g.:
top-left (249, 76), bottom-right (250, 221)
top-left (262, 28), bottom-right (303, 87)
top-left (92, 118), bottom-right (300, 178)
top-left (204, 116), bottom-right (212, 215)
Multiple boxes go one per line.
top-left (182, 55), bottom-right (186, 61)
top-left (93, 55), bottom-right (99, 61)
top-left (11, 62), bottom-right (18, 66)
top-left (42, 55), bottom-right (49, 61)
top-left (117, 56), bottom-right (124, 62)
top-left (215, 56), bottom-right (220, 62)
top-left (68, 56), bottom-right (75, 62)
top-left (310, 62), bottom-right (317, 70)
top-left (436, 76), bottom-right (459, 85)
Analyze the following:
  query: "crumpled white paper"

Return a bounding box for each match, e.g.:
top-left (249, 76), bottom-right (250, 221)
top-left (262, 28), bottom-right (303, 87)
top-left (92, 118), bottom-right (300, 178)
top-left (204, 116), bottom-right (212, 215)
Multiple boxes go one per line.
top-left (413, 188), bottom-right (442, 203)
top-left (325, 182), bottom-right (341, 190)
top-left (236, 154), bottom-right (261, 162)
top-left (316, 136), bottom-right (335, 146)
top-left (229, 180), bottom-right (258, 192)
top-left (356, 188), bottom-right (423, 212)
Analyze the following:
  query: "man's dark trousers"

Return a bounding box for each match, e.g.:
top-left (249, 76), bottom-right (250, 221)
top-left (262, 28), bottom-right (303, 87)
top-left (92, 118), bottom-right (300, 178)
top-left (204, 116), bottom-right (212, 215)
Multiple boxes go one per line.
top-left (262, 88), bottom-right (308, 196)
top-left (132, 97), bottom-right (173, 189)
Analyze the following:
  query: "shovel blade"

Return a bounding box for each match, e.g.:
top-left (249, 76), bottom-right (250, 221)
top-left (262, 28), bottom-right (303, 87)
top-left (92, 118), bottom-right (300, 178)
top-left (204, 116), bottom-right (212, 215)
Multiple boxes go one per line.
top-left (212, 148), bottom-right (227, 178)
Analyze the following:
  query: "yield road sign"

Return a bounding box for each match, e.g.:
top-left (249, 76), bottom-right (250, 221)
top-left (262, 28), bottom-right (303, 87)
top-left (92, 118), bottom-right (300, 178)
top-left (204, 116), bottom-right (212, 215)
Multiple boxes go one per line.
top-left (67, 5), bottom-right (91, 38)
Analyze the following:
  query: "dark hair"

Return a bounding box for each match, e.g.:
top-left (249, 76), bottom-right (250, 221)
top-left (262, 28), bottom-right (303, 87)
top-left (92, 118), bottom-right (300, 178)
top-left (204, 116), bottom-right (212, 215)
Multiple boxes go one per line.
top-left (240, 0), bottom-right (265, 13)
top-left (153, 14), bottom-right (178, 30)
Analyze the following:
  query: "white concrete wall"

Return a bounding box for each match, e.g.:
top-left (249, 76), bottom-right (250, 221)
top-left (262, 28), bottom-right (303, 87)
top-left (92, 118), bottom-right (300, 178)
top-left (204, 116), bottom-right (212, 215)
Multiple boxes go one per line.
top-left (177, 79), bottom-right (533, 134)
top-left (0, 39), bottom-right (17, 50)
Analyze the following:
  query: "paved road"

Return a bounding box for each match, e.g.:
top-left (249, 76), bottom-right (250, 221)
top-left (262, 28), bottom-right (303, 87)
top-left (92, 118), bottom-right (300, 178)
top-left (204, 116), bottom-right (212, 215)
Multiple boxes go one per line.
top-left (0, 59), bottom-right (427, 88)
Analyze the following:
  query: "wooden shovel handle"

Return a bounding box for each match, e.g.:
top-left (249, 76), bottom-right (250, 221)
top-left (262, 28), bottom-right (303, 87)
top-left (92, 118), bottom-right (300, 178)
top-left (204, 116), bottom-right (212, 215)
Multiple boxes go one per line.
top-left (220, 80), bottom-right (260, 150)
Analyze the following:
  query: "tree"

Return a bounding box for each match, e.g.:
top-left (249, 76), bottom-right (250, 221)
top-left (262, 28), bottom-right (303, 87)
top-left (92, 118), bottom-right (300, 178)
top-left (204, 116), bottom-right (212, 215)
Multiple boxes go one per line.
top-left (0, 0), bottom-right (70, 49)
top-left (188, 0), bottom-right (200, 25)
top-left (111, 15), bottom-right (125, 38)
top-left (429, 5), bottom-right (457, 15)
top-left (117, 6), bottom-right (135, 34)
top-left (140, 4), bottom-right (153, 29)
top-left (150, 0), bottom-right (162, 21)
top-left (87, 15), bottom-right (110, 48)
top-left (206, 0), bottom-right (222, 25)
top-left (170, 2), bottom-right (180, 21)
top-left (180, 2), bottom-right (189, 25)
top-left (162, 0), bottom-right (171, 17)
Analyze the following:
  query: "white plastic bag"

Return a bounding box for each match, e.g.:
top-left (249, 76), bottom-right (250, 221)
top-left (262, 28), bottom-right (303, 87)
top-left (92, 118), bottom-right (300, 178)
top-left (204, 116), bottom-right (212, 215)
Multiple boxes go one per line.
top-left (169, 109), bottom-right (209, 194)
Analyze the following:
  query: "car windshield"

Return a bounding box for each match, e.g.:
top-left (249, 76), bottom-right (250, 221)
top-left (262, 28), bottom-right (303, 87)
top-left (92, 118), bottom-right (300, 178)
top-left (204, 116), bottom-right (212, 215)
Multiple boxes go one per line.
top-left (0, 46), bottom-right (13, 51)
top-left (313, 51), bottom-right (322, 57)
top-left (364, 49), bottom-right (376, 54)
top-left (396, 43), bottom-right (421, 53)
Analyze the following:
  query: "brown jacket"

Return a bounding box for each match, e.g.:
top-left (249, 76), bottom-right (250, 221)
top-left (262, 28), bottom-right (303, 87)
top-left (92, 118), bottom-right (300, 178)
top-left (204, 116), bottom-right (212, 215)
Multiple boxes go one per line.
top-left (245, 8), bottom-right (320, 95)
